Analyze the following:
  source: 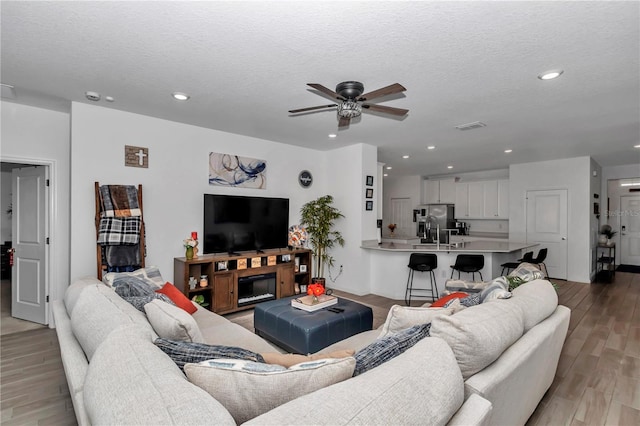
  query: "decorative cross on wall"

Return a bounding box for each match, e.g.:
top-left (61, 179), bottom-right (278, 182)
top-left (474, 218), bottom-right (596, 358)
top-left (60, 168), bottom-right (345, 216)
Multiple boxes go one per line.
top-left (125, 145), bottom-right (149, 168)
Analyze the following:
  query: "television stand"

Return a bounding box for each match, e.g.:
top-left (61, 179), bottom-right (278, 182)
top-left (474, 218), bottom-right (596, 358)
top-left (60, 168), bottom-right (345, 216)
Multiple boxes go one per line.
top-left (174, 248), bottom-right (312, 314)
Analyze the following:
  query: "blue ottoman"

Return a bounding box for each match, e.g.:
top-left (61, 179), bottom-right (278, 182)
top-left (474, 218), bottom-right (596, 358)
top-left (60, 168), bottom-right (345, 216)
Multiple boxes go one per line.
top-left (254, 296), bottom-right (373, 354)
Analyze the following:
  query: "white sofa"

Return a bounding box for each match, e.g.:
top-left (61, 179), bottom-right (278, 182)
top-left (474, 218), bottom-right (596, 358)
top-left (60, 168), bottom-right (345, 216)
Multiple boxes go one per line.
top-left (52, 275), bottom-right (568, 425)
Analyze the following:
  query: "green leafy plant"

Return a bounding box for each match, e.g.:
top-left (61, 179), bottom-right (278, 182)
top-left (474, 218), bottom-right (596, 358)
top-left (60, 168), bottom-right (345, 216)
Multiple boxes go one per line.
top-left (599, 224), bottom-right (617, 239)
top-left (300, 195), bottom-right (345, 279)
top-left (506, 275), bottom-right (559, 292)
top-left (191, 294), bottom-right (209, 307)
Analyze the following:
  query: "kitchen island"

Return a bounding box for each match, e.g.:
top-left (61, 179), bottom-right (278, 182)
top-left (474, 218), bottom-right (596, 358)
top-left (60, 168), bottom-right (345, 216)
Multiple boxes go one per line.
top-left (361, 239), bottom-right (538, 301)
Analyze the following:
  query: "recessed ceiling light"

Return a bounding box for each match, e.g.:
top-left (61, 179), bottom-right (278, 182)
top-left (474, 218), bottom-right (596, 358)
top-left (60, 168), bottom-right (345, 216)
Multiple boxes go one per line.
top-left (504, 149), bottom-right (513, 153)
top-left (402, 155), bottom-right (410, 159)
top-left (386, 166), bottom-right (392, 170)
top-left (328, 133), bottom-right (337, 138)
top-left (447, 165), bottom-right (453, 169)
top-left (634, 144), bottom-right (640, 148)
top-left (172, 92), bottom-right (190, 101)
top-left (538, 70), bottom-right (564, 80)
top-left (427, 146), bottom-right (436, 150)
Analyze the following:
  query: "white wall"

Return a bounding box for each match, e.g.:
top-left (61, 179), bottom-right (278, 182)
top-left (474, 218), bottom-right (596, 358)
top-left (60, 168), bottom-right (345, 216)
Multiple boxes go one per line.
top-left (69, 103), bottom-right (378, 295)
top-left (1, 171), bottom-right (11, 241)
top-left (321, 144), bottom-right (378, 295)
top-left (0, 101), bottom-right (71, 308)
top-left (509, 156), bottom-right (592, 283)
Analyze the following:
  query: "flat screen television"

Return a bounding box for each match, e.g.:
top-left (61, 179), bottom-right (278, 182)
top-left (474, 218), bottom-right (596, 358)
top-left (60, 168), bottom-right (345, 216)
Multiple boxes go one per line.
top-left (203, 194), bottom-right (289, 255)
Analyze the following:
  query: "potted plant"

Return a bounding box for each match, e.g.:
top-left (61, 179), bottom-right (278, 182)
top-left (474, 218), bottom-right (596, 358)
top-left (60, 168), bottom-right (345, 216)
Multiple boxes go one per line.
top-left (599, 224), bottom-right (617, 246)
top-left (300, 195), bottom-right (345, 286)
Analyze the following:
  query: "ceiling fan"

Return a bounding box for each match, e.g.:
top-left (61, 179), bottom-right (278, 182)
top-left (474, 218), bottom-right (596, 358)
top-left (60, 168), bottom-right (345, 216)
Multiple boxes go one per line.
top-left (288, 81), bottom-right (408, 128)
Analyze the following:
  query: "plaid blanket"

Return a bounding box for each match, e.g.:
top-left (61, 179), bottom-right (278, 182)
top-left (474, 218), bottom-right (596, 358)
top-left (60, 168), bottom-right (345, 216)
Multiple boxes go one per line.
top-left (100, 185), bottom-right (141, 217)
top-left (97, 217), bottom-right (141, 245)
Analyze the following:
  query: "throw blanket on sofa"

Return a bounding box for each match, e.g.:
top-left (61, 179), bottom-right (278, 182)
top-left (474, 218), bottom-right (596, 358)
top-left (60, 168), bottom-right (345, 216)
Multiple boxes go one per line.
top-left (97, 217), bottom-right (141, 245)
top-left (100, 185), bottom-right (141, 218)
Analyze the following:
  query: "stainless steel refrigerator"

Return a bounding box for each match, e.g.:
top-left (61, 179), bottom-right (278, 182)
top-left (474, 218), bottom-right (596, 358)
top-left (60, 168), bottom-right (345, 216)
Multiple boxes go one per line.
top-left (416, 204), bottom-right (455, 243)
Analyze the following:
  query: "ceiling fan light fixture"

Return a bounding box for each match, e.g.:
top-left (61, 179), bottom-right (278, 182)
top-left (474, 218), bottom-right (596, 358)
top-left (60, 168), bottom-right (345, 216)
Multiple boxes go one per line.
top-left (337, 101), bottom-right (362, 118)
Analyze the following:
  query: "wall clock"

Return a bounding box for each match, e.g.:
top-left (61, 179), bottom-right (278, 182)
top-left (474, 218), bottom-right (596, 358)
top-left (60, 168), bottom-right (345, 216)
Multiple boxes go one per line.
top-left (298, 170), bottom-right (313, 188)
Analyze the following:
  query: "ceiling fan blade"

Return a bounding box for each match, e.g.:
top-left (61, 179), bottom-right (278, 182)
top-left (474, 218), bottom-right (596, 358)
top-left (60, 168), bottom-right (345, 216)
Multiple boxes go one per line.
top-left (362, 103), bottom-right (409, 116)
top-left (307, 83), bottom-right (346, 101)
top-left (357, 83), bottom-right (406, 102)
top-left (289, 104), bottom-right (337, 113)
top-left (338, 116), bottom-right (351, 127)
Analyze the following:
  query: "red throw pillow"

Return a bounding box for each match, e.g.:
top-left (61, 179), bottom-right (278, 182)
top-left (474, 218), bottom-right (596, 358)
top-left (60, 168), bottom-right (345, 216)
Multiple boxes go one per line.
top-left (430, 292), bottom-right (469, 308)
top-left (156, 282), bottom-right (197, 314)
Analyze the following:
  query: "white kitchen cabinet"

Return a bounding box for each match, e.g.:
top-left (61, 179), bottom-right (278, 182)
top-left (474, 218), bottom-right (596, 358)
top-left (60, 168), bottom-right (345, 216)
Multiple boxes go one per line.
top-left (497, 179), bottom-right (509, 219)
top-left (455, 183), bottom-right (469, 218)
top-left (422, 178), bottom-right (456, 204)
top-left (455, 179), bottom-right (510, 219)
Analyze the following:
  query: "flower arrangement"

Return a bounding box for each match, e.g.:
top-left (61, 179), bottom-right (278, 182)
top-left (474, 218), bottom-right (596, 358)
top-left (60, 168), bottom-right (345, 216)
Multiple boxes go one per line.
top-left (184, 232), bottom-right (199, 260)
top-left (288, 225), bottom-right (308, 248)
top-left (183, 238), bottom-right (198, 249)
top-left (307, 283), bottom-right (325, 303)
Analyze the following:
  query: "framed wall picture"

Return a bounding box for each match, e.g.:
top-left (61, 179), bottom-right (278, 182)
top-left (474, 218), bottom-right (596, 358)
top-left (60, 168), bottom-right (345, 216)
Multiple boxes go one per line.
top-left (366, 188), bottom-right (373, 199)
top-left (366, 201), bottom-right (373, 211)
top-left (366, 175), bottom-right (374, 186)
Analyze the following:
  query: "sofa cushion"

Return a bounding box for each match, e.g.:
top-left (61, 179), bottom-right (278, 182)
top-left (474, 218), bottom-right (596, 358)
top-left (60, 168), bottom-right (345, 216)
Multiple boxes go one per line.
top-left (84, 326), bottom-right (235, 426)
top-left (378, 304), bottom-right (453, 338)
top-left (102, 265), bottom-right (165, 288)
top-left (245, 337), bottom-right (465, 426)
top-left (508, 279), bottom-right (558, 332)
top-left (154, 338), bottom-right (265, 370)
top-left (64, 277), bottom-right (99, 315)
top-left (430, 300), bottom-right (525, 379)
top-left (354, 323), bottom-right (431, 376)
top-left (145, 300), bottom-right (205, 343)
top-left (184, 357), bottom-right (355, 424)
top-left (70, 283), bottom-right (155, 360)
top-left (156, 282), bottom-right (198, 314)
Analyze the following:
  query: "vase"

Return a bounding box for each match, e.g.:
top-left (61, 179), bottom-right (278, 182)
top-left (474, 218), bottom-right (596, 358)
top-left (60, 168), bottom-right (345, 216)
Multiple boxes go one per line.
top-left (311, 295), bottom-right (319, 304)
top-left (598, 234), bottom-right (607, 245)
top-left (185, 246), bottom-right (194, 260)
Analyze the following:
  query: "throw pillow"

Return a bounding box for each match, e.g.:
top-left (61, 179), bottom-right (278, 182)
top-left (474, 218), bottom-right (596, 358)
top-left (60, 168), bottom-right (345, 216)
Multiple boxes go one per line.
top-left (480, 276), bottom-right (512, 303)
top-left (145, 300), bottom-right (205, 343)
top-left (353, 323), bottom-right (431, 377)
top-left (155, 282), bottom-right (197, 314)
top-left (122, 293), bottom-right (175, 312)
top-left (184, 357), bottom-right (356, 424)
top-left (154, 338), bottom-right (265, 370)
top-left (429, 292), bottom-right (468, 307)
top-left (378, 305), bottom-right (454, 339)
top-left (260, 349), bottom-right (356, 368)
top-left (102, 265), bottom-right (165, 288)
top-left (508, 262), bottom-right (545, 283)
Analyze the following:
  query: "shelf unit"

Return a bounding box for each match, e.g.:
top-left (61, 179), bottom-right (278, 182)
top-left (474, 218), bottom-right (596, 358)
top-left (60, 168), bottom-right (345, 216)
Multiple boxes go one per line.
top-left (174, 248), bottom-right (311, 314)
top-left (595, 243), bottom-right (616, 283)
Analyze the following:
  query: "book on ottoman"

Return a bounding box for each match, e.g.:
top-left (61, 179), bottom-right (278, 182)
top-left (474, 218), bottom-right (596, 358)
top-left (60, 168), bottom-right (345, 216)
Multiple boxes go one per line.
top-left (291, 295), bottom-right (338, 312)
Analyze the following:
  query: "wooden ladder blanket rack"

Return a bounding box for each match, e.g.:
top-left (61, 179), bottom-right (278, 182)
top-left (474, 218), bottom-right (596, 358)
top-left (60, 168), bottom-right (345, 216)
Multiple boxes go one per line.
top-left (94, 182), bottom-right (145, 280)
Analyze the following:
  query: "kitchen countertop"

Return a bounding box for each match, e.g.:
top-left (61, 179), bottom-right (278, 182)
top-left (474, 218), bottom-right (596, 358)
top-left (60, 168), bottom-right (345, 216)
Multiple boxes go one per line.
top-left (361, 239), bottom-right (538, 253)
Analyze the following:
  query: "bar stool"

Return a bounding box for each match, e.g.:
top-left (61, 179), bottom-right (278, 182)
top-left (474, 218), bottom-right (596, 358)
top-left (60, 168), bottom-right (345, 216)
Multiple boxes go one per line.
top-left (500, 251), bottom-right (534, 275)
top-left (450, 254), bottom-right (484, 281)
top-left (405, 253), bottom-right (439, 306)
top-left (530, 248), bottom-right (548, 277)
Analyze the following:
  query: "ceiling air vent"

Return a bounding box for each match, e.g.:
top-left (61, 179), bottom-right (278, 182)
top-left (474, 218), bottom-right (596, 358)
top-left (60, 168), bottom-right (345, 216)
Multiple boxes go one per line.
top-left (455, 121), bottom-right (486, 131)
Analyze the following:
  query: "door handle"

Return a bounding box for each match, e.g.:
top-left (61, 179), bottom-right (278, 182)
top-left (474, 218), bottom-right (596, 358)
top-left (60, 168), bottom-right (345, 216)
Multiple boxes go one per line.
top-left (621, 233), bottom-right (627, 236)
top-left (562, 237), bottom-right (566, 240)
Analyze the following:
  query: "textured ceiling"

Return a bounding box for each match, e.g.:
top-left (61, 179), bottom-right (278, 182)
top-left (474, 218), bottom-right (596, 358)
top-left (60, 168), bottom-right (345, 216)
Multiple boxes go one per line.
top-left (2, 1), bottom-right (639, 176)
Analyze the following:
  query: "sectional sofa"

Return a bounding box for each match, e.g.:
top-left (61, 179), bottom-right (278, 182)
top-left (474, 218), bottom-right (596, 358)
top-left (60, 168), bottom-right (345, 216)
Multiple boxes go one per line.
top-left (52, 271), bottom-right (569, 425)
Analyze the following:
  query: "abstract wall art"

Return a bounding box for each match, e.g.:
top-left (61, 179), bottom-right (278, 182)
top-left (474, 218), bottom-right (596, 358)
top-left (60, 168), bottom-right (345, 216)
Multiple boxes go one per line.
top-left (209, 152), bottom-right (267, 189)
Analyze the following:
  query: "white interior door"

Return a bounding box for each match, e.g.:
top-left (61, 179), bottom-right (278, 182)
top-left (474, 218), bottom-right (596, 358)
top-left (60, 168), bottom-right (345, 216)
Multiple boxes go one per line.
top-left (390, 198), bottom-right (412, 236)
top-left (620, 195), bottom-right (640, 265)
top-left (526, 189), bottom-right (568, 280)
top-left (11, 166), bottom-right (48, 324)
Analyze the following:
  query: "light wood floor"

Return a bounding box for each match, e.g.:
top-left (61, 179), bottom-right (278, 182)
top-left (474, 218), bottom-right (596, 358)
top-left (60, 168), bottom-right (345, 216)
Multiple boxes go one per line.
top-left (1, 273), bottom-right (638, 425)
